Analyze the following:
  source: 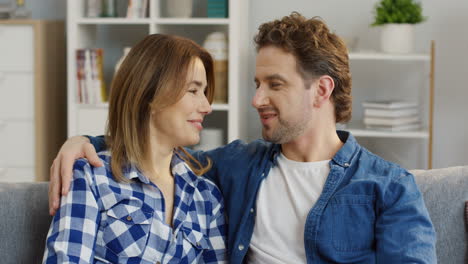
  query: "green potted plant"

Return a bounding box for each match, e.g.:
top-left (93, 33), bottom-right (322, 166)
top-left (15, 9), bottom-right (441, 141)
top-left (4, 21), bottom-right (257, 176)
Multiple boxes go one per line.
top-left (372, 0), bottom-right (426, 53)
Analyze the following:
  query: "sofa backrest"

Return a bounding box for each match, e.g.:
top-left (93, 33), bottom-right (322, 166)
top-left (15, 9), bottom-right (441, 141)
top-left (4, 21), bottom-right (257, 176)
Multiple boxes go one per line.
top-left (411, 166), bottom-right (468, 264)
top-left (0, 167), bottom-right (467, 263)
top-left (0, 182), bottom-right (51, 264)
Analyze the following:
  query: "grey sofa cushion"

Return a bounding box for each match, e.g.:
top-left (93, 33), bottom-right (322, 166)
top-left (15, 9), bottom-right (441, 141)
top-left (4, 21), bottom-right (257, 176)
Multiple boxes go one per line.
top-left (411, 166), bottom-right (468, 264)
top-left (0, 182), bottom-right (51, 264)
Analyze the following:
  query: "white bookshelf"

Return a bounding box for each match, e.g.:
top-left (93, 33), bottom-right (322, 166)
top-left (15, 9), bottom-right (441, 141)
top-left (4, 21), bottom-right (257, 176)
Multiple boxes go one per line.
top-left (347, 126), bottom-right (429, 139)
top-left (156, 18), bottom-right (230, 24)
top-left (67, 0), bottom-right (249, 145)
top-left (346, 43), bottom-right (435, 169)
top-left (349, 52), bottom-right (430, 61)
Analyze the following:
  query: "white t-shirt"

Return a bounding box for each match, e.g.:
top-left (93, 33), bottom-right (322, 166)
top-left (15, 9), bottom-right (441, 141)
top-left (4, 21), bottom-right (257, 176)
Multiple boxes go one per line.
top-left (246, 153), bottom-right (330, 264)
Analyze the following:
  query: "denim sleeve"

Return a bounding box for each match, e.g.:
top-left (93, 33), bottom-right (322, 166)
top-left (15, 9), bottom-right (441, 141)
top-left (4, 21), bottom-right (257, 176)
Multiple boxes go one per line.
top-left (375, 172), bottom-right (437, 263)
top-left (85, 135), bottom-right (107, 152)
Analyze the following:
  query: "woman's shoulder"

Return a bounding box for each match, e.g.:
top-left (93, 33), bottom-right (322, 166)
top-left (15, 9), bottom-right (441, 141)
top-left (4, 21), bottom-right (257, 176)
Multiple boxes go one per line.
top-left (72, 151), bottom-right (115, 185)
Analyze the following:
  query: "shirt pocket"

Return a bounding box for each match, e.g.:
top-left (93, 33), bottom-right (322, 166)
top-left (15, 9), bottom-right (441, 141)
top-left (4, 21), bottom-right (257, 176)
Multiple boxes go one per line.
top-left (180, 225), bottom-right (212, 253)
top-left (330, 194), bottom-right (375, 252)
top-left (103, 199), bottom-right (154, 257)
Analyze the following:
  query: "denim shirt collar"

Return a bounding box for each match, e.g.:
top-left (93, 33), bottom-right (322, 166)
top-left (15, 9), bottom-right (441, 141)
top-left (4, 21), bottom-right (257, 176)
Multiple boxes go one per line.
top-left (268, 130), bottom-right (359, 167)
top-left (332, 130), bottom-right (359, 168)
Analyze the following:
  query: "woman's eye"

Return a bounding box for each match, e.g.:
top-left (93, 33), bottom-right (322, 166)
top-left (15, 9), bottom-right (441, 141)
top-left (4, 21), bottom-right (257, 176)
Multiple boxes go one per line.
top-left (189, 89), bottom-right (197, 94)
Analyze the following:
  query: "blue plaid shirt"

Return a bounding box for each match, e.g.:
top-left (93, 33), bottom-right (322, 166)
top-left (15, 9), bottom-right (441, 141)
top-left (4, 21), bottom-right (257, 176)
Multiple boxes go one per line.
top-left (43, 151), bottom-right (227, 264)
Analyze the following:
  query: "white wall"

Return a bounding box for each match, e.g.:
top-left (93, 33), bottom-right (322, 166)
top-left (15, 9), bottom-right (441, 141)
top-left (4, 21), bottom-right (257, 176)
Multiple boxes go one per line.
top-left (243, 0), bottom-right (468, 169)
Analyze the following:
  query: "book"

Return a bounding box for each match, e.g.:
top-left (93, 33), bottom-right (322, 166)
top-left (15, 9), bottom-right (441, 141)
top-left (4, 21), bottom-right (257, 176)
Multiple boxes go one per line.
top-left (207, 0), bottom-right (228, 18)
top-left (363, 115), bottom-right (419, 126)
top-left (365, 123), bottom-right (421, 132)
top-left (90, 49), bottom-right (107, 103)
top-left (76, 48), bottom-right (107, 104)
top-left (362, 100), bottom-right (418, 110)
top-left (364, 107), bottom-right (418, 118)
top-left (76, 49), bottom-right (86, 103)
top-left (84, 49), bottom-right (94, 103)
top-left (127, 0), bottom-right (148, 18)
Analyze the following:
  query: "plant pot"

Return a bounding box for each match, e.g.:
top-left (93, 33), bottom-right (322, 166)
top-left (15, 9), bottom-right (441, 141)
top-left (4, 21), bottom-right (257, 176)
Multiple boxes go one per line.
top-left (380, 23), bottom-right (414, 53)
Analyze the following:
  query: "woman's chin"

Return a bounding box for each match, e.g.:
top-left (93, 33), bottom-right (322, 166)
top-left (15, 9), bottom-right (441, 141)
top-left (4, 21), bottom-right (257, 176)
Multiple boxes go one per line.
top-left (180, 137), bottom-right (200, 148)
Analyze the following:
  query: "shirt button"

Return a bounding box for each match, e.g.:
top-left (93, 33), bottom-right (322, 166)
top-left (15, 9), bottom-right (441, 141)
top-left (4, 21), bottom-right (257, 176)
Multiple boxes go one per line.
top-left (250, 208), bottom-right (254, 213)
top-left (344, 162), bottom-right (350, 167)
top-left (156, 262), bottom-right (161, 264)
top-left (196, 242), bottom-right (201, 247)
top-left (126, 216), bottom-right (132, 221)
top-left (238, 244), bottom-right (245, 251)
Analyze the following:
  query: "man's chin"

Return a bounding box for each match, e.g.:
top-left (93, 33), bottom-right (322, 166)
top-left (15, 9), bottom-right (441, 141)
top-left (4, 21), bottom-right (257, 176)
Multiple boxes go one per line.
top-left (262, 130), bottom-right (280, 144)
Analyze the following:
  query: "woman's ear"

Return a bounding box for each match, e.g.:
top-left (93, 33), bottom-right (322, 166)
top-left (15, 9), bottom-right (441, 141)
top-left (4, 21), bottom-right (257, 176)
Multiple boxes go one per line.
top-left (313, 75), bottom-right (334, 107)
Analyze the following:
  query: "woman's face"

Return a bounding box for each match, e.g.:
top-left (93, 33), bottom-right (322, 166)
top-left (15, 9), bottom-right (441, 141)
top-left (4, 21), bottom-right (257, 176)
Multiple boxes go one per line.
top-left (151, 57), bottom-right (212, 148)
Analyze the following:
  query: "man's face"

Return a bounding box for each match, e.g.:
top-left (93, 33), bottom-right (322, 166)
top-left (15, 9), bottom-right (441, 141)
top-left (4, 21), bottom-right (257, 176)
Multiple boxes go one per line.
top-left (253, 46), bottom-right (316, 144)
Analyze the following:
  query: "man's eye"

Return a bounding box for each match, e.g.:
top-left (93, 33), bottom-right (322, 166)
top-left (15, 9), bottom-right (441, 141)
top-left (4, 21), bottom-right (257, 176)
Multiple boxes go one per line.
top-left (270, 82), bottom-right (281, 88)
top-left (189, 89), bottom-right (197, 94)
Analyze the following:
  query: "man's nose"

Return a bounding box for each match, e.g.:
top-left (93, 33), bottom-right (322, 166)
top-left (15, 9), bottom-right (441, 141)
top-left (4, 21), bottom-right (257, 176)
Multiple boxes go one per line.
top-left (252, 86), bottom-right (268, 108)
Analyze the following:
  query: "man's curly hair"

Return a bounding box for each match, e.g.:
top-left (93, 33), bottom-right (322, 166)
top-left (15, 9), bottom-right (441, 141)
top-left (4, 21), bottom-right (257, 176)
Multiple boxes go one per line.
top-left (254, 12), bottom-right (352, 123)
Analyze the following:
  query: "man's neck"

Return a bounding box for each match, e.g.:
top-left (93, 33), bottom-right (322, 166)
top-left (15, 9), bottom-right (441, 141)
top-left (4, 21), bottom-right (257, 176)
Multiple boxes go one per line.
top-left (280, 125), bottom-right (343, 163)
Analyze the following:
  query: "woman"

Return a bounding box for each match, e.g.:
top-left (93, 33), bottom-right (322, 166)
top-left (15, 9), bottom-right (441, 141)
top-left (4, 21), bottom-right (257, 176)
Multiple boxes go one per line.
top-left (43, 34), bottom-right (226, 263)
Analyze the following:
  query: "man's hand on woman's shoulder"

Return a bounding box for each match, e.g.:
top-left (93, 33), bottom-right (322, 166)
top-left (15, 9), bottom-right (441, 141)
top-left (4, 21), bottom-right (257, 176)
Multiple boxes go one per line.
top-left (48, 135), bottom-right (103, 216)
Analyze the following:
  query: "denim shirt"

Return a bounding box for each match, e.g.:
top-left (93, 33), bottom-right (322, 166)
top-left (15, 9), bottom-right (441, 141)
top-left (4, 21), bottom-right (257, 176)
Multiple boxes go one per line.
top-left (89, 131), bottom-right (436, 263)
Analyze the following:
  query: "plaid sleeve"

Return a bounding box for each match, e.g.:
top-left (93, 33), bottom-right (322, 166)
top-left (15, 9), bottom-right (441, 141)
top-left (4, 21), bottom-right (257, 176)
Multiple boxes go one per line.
top-left (201, 185), bottom-right (227, 264)
top-left (43, 159), bottom-right (101, 264)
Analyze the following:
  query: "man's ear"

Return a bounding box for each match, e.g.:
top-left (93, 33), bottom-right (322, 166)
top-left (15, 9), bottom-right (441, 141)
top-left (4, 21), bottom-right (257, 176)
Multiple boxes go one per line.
top-left (313, 75), bottom-right (334, 107)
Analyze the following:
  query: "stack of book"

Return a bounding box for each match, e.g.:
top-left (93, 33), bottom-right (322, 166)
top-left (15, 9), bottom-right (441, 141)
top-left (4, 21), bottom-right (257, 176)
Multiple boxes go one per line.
top-left (362, 100), bottom-right (420, 132)
top-left (76, 48), bottom-right (107, 104)
top-left (207, 0), bottom-right (228, 18)
top-left (126, 0), bottom-right (148, 18)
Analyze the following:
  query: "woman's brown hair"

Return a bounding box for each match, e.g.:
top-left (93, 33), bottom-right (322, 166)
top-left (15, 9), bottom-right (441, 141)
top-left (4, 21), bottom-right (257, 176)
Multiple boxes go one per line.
top-left (254, 12), bottom-right (352, 123)
top-left (106, 34), bottom-right (214, 182)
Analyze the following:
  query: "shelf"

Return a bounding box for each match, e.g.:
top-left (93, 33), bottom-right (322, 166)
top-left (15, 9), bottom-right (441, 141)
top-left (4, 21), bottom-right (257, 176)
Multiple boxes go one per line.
top-left (155, 18), bottom-right (230, 25)
top-left (76, 18), bottom-right (151, 25)
top-left (349, 52), bottom-right (430, 62)
top-left (77, 102), bottom-right (229, 111)
top-left (75, 18), bottom-right (230, 25)
top-left (346, 126), bottom-right (429, 139)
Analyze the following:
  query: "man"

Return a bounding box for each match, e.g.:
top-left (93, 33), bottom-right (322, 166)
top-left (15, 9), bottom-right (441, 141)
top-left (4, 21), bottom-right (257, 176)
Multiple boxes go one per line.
top-left (49, 13), bottom-right (436, 263)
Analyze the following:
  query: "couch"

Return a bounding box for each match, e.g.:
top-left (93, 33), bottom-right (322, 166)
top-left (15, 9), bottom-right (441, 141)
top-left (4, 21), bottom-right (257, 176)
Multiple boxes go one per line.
top-left (1, 167), bottom-right (467, 263)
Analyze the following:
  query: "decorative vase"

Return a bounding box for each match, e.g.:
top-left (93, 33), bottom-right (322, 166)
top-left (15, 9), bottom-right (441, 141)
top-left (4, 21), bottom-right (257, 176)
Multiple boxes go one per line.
top-left (203, 32), bottom-right (228, 103)
top-left (380, 23), bottom-right (414, 54)
top-left (167, 0), bottom-right (193, 18)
